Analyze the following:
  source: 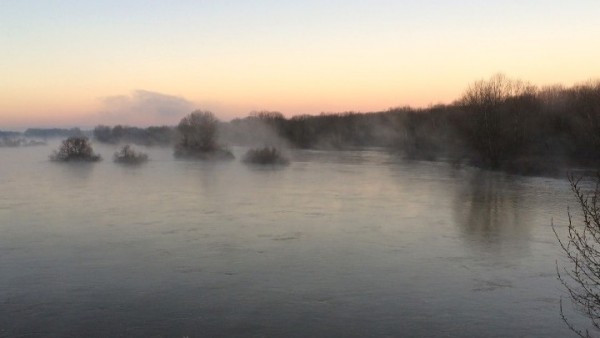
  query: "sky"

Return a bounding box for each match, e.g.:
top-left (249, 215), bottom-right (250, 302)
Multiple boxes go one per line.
top-left (1, 0), bottom-right (600, 129)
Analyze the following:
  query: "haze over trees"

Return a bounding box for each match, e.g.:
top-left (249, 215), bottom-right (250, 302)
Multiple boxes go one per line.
top-left (243, 147), bottom-right (289, 166)
top-left (0, 135), bottom-right (45, 147)
top-left (221, 111), bottom-right (288, 147)
top-left (113, 144), bottom-right (148, 164)
top-left (0, 128), bottom-right (77, 147)
top-left (93, 125), bottom-right (175, 146)
top-left (25, 128), bottom-right (83, 139)
top-left (83, 74), bottom-right (600, 174)
top-left (174, 110), bottom-right (234, 160)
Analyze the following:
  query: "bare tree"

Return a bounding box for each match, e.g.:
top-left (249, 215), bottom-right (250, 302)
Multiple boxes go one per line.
top-left (459, 73), bottom-right (538, 169)
top-left (176, 110), bottom-right (218, 152)
top-left (554, 174), bottom-right (600, 337)
top-left (113, 144), bottom-right (148, 164)
top-left (174, 110), bottom-right (233, 159)
top-left (567, 81), bottom-right (600, 163)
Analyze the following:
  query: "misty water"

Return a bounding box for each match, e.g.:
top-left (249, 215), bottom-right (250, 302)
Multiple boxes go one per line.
top-left (0, 142), bottom-right (590, 337)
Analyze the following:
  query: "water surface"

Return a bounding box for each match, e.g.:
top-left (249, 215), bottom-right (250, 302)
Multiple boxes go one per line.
top-left (0, 143), bottom-right (589, 337)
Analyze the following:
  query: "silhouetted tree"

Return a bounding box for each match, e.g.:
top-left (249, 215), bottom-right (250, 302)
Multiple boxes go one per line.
top-left (177, 111), bottom-right (217, 151)
top-left (400, 111), bottom-right (444, 160)
top-left (284, 114), bottom-right (317, 148)
top-left (145, 126), bottom-right (176, 145)
top-left (250, 110), bottom-right (285, 123)
top-left (174, 110), bottom-right (233, 159)
top-left (567, 82), bottom-right (600, 163)
top-left (458, 74), bottom-right (538, 169)
top-left (50, 137), bottom-right (101, 162)
top-left (75, 74), bottom-right (600, 173)
top-left (93, 125), bottom-right (113, 143)
top-left (243, 147), bottom-right (289, 165)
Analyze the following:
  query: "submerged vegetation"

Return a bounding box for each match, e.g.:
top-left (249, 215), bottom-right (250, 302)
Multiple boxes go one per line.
top-left (50, 137), bottom-right (101, 162)
top-left (243, 147), bottom-right (290, 165)
top-left (113, 144), bottom-right (148, 164)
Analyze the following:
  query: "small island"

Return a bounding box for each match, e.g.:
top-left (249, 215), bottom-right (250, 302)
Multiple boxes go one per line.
top-left (50, 137), bottom-right (101, 162)
top-left (243, 147), bottom-right (290, 165)
top-left (113, 144), bottom-right (148, 164)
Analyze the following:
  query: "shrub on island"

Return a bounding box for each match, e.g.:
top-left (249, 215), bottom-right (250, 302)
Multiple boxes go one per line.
top-left (113, 144), bottom-right (148, 164)
top-left (243, 147), bottom-right (289, 165)
top-left (50, 137), bottom-right (101, 162)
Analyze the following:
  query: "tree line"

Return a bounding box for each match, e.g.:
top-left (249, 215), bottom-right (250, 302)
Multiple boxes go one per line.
top-left (90, 74), bottom-right (600, 174)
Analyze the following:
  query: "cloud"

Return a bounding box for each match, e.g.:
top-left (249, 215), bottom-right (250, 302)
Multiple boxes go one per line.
top-left (98, 90), bottom-right (195, 126)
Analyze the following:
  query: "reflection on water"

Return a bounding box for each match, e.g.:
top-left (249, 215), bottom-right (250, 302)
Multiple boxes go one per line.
top-left (454, 171), bottom-right (533, 249)
top-left (0, 144), bottom-right (590, 337)
top-left (56, 161), bottom-right (96, 180)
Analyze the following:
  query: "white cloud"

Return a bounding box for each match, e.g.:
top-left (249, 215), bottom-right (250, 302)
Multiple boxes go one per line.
top-left (98, 90), bottom-right (195, 126)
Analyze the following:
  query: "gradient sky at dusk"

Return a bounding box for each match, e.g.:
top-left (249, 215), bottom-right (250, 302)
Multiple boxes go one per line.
top-left (2, 0), bottom-right (600, 128)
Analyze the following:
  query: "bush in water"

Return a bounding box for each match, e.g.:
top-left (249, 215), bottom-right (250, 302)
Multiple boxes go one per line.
top-left (243, 147), bottom-right (289, 165)
top-left (50, 137), bottom-right (101, 162)
top-left (113, 144), bottom-right (148, 164)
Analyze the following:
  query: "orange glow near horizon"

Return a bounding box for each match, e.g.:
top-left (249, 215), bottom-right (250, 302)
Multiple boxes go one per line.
top-left (3, 71), bottom-right (600, 130)
top-left (2, 2), bottom-right (600, 129)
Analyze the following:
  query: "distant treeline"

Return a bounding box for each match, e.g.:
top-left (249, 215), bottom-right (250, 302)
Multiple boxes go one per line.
top-left (0, 130), bottom-right (47, 147)
top-left (24, 128), bottom-right (84, 138)
top-left (93, 125), bottom-right (176, 146)
top-left (89, 74), bottom-right (600, 174)
top-left (222, 108), bottom-right (453, 156)
top-left (0, 130), bottom-right (21, 138)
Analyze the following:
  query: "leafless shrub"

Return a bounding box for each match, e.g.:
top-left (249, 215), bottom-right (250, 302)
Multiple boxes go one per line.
top-left (113, 144), bottom-right (148, 164)
top-left (554, 174), bottom-right (600, 337)
top-left (243, 147), bottom-right (289, 165)
top-left (50, 137), bottom-right (101, 162)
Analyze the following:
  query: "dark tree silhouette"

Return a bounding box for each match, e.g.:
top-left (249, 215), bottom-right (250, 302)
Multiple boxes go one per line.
top-left (93, 124), bottom-right (176, 145)
top-left (176, 110), bottom-right (218, 151)
top-left (567, 81), bottom-right (600, 164)
top-left (174, 110), bottom-right (233, 159)
top-left (50, 137), bottom-right (101, 162)
top-left (25, 128), bottom-right (82, 138)
top-left (76, 74), bottom-right (600, 173)
top-left (243, 147), bottom-right (289, 165)
top-left (458, 73), bottom-right (538, 169)
top-left (93, 125), bottom-right (113, 143)
top-left (555, 174), bottom-right (600, 337)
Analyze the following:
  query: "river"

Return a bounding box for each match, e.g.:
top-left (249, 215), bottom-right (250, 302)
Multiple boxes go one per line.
top-left (0, 142), bottom-right (590, 337)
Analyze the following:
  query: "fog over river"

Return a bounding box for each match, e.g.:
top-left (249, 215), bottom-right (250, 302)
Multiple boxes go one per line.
top-left (0, 142), bottom-right (590, 337)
